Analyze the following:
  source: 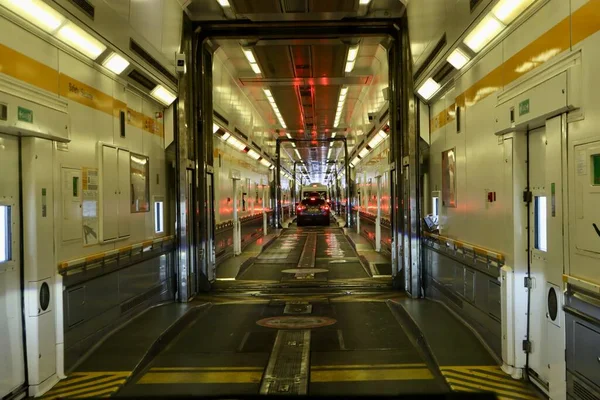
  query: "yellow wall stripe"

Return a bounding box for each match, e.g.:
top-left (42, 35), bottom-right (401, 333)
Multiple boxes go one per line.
top-left (433, 0), bottom-right (600, 131)
top-left (0, 41), bottom-right (164, 137)
top-left (0, 43), bottom-right (59, 94)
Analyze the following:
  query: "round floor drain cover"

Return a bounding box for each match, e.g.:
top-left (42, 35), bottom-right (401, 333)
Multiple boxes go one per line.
top-left (256, 316), bottom-right (337, 329)
top-left (281, 268), bottom-right (329, 274)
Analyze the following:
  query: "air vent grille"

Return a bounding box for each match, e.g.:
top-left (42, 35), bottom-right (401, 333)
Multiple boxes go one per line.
top-left (235, 128), bottom-right (248, 140)
top-left (214, 111), bottom-right (229, 126)
top-left (69, 0), bottom-right (94, 19)
top-left (130, 39), bottom-right (177, 85)
top-left (574, 380), bottom-right (600, 400)
top-left (128, 69), bottom-right (156, 91)
top-left (0, 103), bottom-right (7, 121)
top-left (414, 34), bottom-right (447, 83)
top-left (432, 62), bottom-right (455, 84)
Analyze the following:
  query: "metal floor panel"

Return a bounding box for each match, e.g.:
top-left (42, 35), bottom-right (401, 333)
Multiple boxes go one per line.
top-left (259, 330), bottom-right (311, 395)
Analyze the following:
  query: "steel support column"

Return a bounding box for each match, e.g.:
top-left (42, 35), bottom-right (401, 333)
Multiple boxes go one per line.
top-left (390, 19), bottom-right (421, 297)
top-left (344, 138), bottom-right (351, 228)
top-left (275, 140), bottom-right (282, 228)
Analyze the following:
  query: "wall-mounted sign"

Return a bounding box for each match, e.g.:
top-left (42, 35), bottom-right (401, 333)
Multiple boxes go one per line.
top-left (519, 99), bottom-right (530, 116)
top-left (18, 106), bottom-right (33, 123)
top-left (442, 148), bottom-right (457, 208)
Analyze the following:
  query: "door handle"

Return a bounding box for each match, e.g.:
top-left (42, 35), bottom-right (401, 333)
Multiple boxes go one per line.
top-left (594, 223), bottom-right (600, 238)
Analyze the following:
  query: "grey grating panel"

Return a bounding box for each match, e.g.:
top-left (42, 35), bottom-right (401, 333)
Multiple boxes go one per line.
top-left (69, 0), bottom-right (95, 19)
top-left (260, 330), bottom-right (311, 395)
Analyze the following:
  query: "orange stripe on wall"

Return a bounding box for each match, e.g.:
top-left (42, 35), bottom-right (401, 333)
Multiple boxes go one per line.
top-left (434, 0), bottom-right (600, 131)
top-left (0, 42), bottom-right (164, 137)
top-left (0, 43), bottom-right (59, 94)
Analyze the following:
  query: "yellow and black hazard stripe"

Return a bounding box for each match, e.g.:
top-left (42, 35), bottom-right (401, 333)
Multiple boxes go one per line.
top-left (43, 371), bottom-right (130, 399)
top-left (440, 366), bottom-right (540, 400)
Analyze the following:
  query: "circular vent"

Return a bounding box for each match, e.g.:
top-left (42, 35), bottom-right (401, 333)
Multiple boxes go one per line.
top-left (547, 286), bottom-right (558, 321)
top-left (40, 282), bottom-right (50, 312)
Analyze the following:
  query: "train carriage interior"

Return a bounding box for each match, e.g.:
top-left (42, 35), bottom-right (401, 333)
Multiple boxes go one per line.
top-left (0, 0), bottom-right (599, 399)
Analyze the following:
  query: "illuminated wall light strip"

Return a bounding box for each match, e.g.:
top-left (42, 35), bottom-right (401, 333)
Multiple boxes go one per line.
top-left (242, 47), bottom-right (261, 74)
top-left (102, 52), bottom-right (130, 74)
top-left (463, 15), bottom-right (505, 53)
top-left (56, 22), bottom-right (107, 60)
top-left (217, 0), bottom-right (230, 7)
top-left (492, 0), bottom-right (536, 24)
top-left (226, 135), bottom-right (246, 151)
top-left (151, 85), bottom-right (177, 106)
top-left (247, 149), bottom-right (261, 160)
top-left (213, 123), bottom-right (220, 134)
top-left (417, 78), bottom-right (441, 100)
top-left (260, 158), bottom-right (271, 168)
top-left (358, 147), bottom-right (370, 158)
top-left (446, 48), bottom-right (471, 70)
top-left (0, 0), bottom-right (65, 33)
top-left (368, 130), bottom-right (388, 149)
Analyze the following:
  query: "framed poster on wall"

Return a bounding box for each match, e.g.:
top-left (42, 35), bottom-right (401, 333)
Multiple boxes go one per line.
top-left (442, 148), bottom-right (457, 208)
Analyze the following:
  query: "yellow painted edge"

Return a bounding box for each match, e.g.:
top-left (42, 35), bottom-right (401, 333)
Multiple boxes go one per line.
top-left (58, 235), bottom-right (174, 270)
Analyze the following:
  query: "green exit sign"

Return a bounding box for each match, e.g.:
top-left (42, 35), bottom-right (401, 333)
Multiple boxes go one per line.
top-left (519, 99), bottom-right (530, 116)
top-left (18, 106), bottom-right (33, 123)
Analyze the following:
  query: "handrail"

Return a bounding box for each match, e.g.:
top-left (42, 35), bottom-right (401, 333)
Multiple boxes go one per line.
top-left (563, 274), bottom-right (600, 294)
top-left (423, 231), bottom-right (505, 263)
top-left (58, 235), bottom-right (174, 272)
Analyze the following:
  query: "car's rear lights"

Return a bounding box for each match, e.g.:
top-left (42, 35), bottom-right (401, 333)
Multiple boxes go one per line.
top-left (310, 197), bottom-right (316, 201)
top-left (297, 205), bottom-right (306, 211)
top-left (323, 206), bottom-right (329, 211)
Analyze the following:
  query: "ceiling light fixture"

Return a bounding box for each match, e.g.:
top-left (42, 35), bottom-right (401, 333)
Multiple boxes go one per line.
top-left (260, 158), bottom-right (271, 168)
top-left (446, 48), bottom-right (471, 70)
top-left (263, 88), bottom-right (287, 129)
top-left (286, 133), bottom-right (292, 139)
top-left (216, 0), bottom-right (230, 7)
top-left (417, 78), bottom-right (441, 100)
top-left (334, 87), bottom-right (349, 128)
top-left (242, 47), bottom-right (261, 74)
top-left (492, 0), bottom-right (536, 24)
top-left (345, 44), bottom-right (360, 73)
top-left (350, 156), bottom-right (361, 168)
top-left (463, 15), bottom-right (505, 53)
top-left (2, 0), bottom-right (65, 33)
top-left (102, 52), bottom-right (130, 74)
top-left (247, 149), bottom-right (261, 160)
top-left (294, 149), bottom-right (302, 159)
top-left (151, 85), bottom-right (177, 106)
top-left (359, 0), bottom-right (371, 4)
top-left (359, 147), bottom-right (370, 158)
top-left (56, 22), bottom-right (107, 60)
top-left (368, 130), bottom-right (388, 148)
top-left (213, 123), bottom-right (220, 134)
top-left (226, 135), bottom-right (246, 151)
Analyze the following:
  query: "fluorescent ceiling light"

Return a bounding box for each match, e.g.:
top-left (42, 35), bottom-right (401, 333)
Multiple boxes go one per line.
top-left (217, 0), bottom-right (230, 6)
top-left (250, 63), bottom-right (261, 74)
top-left (247, 149), bottom-right (261, 160)
top-left (359, 148), bottom-right (370, 158)
top-left (102, 52), bottom-right (130, 74)
top-left (327, 148), bottom-right (332, 158)
top-left (226, 136), bottom-right (246, 151)
top-left (291, 143), bottom-right (296, 148)
top-left (260, 158), bottom-right (271, 168)
top-left (286, 133), bottom-right (292, 139)
top-left (294, 149), bottom-right (301, 159)
top-left (330, 142), bottom-right (334, 147)
top-left (331, 132), bottom-right (337, 138)
top-left (417, 78), bottom-right (441, 100)
top-left (150, 85), bottom-right (177, 106)
top-left (242, 48), bottom-right (256, 63)
top-left (3, 0), bottom-right (65, 33)
top-left (447, 48), bottom-right (470, 70)
top-left (492, 0), bottom-right (536, 24)
top-left (368, 130), bottom-right (387, 148)
top-left (359, 0), bottom-right (371, 5)
top-left (345, 45), bottom-right (359, 73)
top-left (213, 123), bottom-right (220, 134)
top-left (350, 156), bottom-right (361, 167)
top-left (463, 15), bottom-right (505, 53)
top-left (263, 88), bottom-right (287, 129)
top-left (56, 22), bottom-right (107, 60)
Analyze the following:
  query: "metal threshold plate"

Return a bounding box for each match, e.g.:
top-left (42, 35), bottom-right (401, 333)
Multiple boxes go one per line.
top-left (259, 330), bottom-right (311, 395)
top-left (281, 268), bottom-right (329, 274)
top-left (284, 302), bottom-right (313, 315)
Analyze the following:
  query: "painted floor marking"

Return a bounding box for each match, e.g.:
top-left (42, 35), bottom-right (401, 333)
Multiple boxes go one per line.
top-left (42, 371), bottom-right (130, 399)
top-left (440, 366), bottom-right (540, 400)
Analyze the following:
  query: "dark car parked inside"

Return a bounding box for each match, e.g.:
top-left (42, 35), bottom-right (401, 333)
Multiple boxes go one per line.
top-left (296, 195), bottom-right (330, 226)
